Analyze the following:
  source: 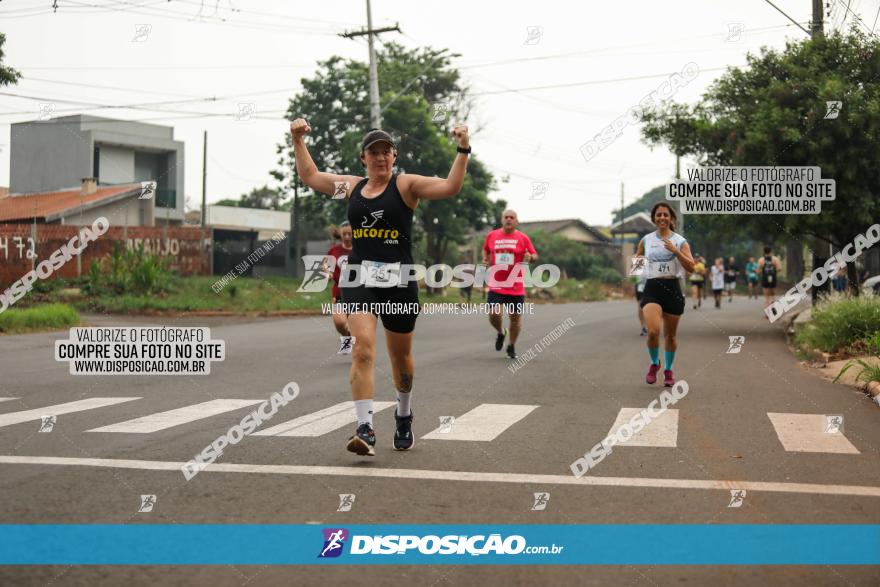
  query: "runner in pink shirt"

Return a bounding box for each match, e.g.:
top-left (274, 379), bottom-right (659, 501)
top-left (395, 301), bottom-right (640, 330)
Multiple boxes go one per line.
top-left (482, 209), bottom-right (538, 359)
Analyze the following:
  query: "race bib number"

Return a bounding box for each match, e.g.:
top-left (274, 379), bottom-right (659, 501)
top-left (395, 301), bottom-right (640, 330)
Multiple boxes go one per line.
top-left (363, 260), bottom-right (400, 287)
top-left (651, 261), bottom-right (674, 277)
top-left (495, 252), bottom-right (515, 266)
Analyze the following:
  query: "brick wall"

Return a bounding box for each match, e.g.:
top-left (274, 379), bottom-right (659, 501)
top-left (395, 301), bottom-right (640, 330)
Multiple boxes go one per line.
top-left (0, 224), bottom-right (210, 288)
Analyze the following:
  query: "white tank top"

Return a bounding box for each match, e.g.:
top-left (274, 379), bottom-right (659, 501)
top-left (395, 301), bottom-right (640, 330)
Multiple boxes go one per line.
top-left (641, 231), bottom-right (687, 279)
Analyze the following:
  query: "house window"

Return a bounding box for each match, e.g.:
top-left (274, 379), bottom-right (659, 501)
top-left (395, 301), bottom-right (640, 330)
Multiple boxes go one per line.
top-left (93, 146), bottom-right (100, 181)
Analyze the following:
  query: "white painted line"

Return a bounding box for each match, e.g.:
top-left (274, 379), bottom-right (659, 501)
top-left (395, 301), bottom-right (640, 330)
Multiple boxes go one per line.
top-left (767, 413), bottom-right (860, 454)
top-left (252, 401), bottom-right (395, 437)
top-left (87, 399), bottom-right (264, 433)
top-left (422, 404), bottom-right (538, 441)
top-left (0, 398), bottom-right (18, 403)
top-left (0, 455), bottom-right (878, 498)
top-left (0, 398), bottom-right (141, 428)
top-left (605, 408), bottom-right (678, 447)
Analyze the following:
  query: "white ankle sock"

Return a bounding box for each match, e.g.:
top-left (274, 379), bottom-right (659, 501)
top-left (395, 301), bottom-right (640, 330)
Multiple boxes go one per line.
top-left (354, 399), bottom-right (374, 427)
top-left (396, 390), bottom-right (412, 417)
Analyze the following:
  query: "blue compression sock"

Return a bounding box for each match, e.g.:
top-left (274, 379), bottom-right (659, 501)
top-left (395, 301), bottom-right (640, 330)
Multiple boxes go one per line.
top-left (648, 346), bottom-right (660, 366)
top-left (664, 350), bottom-right (676, 370)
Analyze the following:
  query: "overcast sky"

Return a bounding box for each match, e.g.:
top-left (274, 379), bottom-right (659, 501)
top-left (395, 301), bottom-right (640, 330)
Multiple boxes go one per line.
top-left (1, 0), bottom-right (875, 226)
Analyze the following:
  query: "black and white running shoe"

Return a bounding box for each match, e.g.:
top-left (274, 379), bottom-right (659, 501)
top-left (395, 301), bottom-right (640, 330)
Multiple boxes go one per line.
top-left (495, 328), bottom-right (508, 351)
top-left (346, 423), bottom-right (376, 456)
top-left (393, 410), bottom-right (414, 451)
top-left (506, 344), bottom-right (517, 359)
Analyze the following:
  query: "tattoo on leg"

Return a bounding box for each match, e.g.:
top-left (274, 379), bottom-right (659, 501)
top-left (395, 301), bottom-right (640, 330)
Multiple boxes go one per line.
top-left (399, 372), bottom-right (413, 393)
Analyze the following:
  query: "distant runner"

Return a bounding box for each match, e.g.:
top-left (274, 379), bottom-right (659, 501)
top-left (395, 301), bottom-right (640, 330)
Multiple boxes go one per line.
top-left (745, 256), bottom-right (759, 300)
top-left (482, 209), bottom-right (538, 359)
top-left (636, 202), bottom-right (695, 387)
top-left (325, 221), bottom-right (353, 353)
top-left (758, 246), bottom-right (782, 318)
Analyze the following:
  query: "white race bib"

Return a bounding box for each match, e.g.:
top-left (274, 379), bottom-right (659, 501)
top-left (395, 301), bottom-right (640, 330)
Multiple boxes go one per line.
top-left (362, 260), bottom-right (400, 288)
top-left (496, 252), bottom-right (515, 266)
top-left (651, 261), bottom-right (674, 277)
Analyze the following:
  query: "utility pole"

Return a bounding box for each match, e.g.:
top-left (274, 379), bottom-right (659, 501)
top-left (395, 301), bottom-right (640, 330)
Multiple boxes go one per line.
top-left (812, 0), bottom-right (824, 38)
top-left (201, 131), bottom-right (207, 226)
top-left (340, 0), bottom-right (401, 128)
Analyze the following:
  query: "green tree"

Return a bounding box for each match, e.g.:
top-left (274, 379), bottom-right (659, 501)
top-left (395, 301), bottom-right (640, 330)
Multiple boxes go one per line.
top-left (0, 33), bottom-right (21, 87)
top-left (274, 42), bottom-right (502, 266)
top-left (529, 230), bottom-right (617, 281)
top-left (640, 28), bottom-right (880, 288)
top-left (215, 185), bottom-right (284, 210)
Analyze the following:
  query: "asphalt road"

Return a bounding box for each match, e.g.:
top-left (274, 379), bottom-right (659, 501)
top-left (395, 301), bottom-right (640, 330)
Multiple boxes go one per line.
top-left (0, 297), bottom-right (878, 585)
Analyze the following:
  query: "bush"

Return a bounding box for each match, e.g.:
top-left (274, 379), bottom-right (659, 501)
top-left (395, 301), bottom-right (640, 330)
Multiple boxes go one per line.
top-left (0, 303), bottom-right (79, 334)
top-left (86, 243), bottom-right (174, 296)
top-left (795, 295), bottom-right (880, 353)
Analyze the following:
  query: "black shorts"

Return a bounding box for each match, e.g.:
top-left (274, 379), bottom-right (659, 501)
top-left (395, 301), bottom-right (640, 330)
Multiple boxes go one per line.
top-left (689, 280), bottom-right (704, 289)
top-left (761, 277), bottom-right (776, 289)
top-left (487, 291), bottom-right (526, 314)
top-left (636, 289), bottom-right (643, 302)
top-left (340, 281), bottom-right (420, 334)
top-left (639, 278), bottom-right (685, 316)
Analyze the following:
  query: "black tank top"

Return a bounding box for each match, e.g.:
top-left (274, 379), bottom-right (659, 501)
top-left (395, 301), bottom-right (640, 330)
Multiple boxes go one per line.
top-left (347, 174), bottom-right (414, 266)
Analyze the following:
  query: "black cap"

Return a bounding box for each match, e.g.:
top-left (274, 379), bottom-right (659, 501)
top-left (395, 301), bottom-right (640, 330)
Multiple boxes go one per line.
top-left (360, 129), bottom-right (396, 152)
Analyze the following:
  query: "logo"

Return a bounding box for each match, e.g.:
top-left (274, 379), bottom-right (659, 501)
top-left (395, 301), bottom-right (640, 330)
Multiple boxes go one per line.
top-left (728, 489), bottom-right (746, 508)
top-left (531, 492), bottom-right (550, 511)
top-left (337, 494), bottom-right (356, 512)
top-left (824, 415), bottom-right (843, 434)
top-left (132, 24), bottom-right (152, 42)
top-left (726, 336), bottom-right (745, 353)
top-left (629, 256), bottom-right (647, 276)
top-left (38, 103), bottom-right (56, 121)
top-left (337, 336), bottom-right (355, 355)
top-left (319, 528), bottom-right (348, 558)
top-left (438, 415), bottom-right (455, 433)
top-left (361, 210), bottom-right (384, 228)
top-left (432, 102), bottom-right (450, 123)
top-left (298, 256), bottom-right (334, 293)
top-left (824, 101), bottom-right (842, 119)
top-left (138, 494), bottom-right (156, 513)
top-left (725, 22), bottom-right (745, 42)
top-left (524, 25), bottom-right (543, 45)
top-left (38, 415), bottom-right (56, 433)
top-left (530, 182), bottom-right (548, 200)
top-left (138, 181), bottom-right (156, 200)
top-left (332, 181), bottom-right (349, 200)
top-left (235, 102), bottom-right (256, 122)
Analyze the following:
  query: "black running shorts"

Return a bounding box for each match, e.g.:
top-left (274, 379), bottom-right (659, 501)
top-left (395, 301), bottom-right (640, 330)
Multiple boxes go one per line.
top-left (639, 278), bottom-right (685, 316)
top-left (340, 281), bottom-right (420, 334)
top-left (487, 291), bottom-right (526, 314)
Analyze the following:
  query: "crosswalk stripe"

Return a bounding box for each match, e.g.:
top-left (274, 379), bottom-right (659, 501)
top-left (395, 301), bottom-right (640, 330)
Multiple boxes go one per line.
top-left (252, 401), bottom-right (396, 437)
top-left (3, 455), bottom-right (878, 498)
top-left (87, 399), bottom-right (264, 433)
top-left (605, 408), bottom-right (679, 447)
top-left (767, 413), bottom-right (860, 454)
top-left (0, 398), bottom-right (141, 428)
top-left (422, 403), bottom-right (538, 441)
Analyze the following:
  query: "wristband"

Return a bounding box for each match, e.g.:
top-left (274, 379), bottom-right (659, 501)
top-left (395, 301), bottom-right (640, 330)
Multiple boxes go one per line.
top-left (457, 146), bottom-right (472, 155)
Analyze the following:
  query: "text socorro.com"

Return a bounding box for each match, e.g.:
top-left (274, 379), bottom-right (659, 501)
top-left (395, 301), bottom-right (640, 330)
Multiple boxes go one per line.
top-left (348, 534), bottom-right (563, 556)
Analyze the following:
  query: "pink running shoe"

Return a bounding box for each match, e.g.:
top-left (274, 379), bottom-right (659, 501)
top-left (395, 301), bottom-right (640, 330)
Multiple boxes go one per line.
top-left (646, 364), bottom-right (661, 384)
top-left (663, 370), bottom-right (675, 387)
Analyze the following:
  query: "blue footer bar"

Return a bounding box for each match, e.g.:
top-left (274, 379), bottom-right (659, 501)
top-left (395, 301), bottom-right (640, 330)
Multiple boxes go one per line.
top-left (0, 525), bottom-right (878, 565)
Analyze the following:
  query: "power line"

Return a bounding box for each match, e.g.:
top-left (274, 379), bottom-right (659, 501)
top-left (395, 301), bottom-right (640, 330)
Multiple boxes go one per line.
top-left (468, 67), bottom-right (732, 96)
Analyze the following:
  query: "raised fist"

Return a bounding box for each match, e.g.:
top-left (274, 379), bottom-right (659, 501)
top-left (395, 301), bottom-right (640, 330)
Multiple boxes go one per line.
top-left (290, 118), bottom-right (311, 138)
top-left (452, 124), bottom-right (469, 148)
